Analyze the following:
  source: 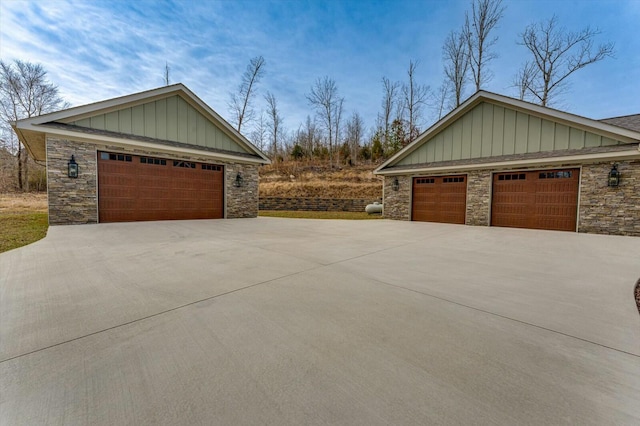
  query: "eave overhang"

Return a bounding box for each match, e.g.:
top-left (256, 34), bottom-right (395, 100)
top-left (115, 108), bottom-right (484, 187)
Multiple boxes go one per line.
top-left (375, 144), bottom-right (640, 176)
top-left (17, 122), bottom-right (267, 165)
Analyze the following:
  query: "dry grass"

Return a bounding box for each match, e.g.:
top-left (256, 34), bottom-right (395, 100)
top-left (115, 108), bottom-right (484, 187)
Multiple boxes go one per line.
top-left (260, 161), bottom-right (383, 198)
top-left (259, 210), bottom-right (382, 220)
top-left (0, 192), bottom-right (48, 253)
top-left (0, 192), bottom-right (48, 213)
top-left (260, 182), bottom-right (382, 198)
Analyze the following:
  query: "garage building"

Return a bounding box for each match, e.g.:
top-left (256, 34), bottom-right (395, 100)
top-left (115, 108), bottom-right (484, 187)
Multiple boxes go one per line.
top-left (374, 91), bottom-right (640, 236)
top-left (13, 84), bottom-right (270, 225)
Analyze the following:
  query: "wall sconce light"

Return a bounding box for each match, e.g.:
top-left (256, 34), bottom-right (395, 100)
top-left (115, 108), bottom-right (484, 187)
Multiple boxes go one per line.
top-left (68, 155), bottom-right (79, 178)
top-left (234, 172), bottom-right (244, 187)
top-left (392, 177), bottom-right (400, 191)
top-left (608, 164), bottom-right (620, 187)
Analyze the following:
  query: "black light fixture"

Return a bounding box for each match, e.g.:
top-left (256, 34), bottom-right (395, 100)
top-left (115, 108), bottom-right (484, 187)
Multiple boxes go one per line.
top-left (608, 164), bottom-right (621, 187)
top-left (68, 155), bottom-right (79, 178)
top-left (392, 177), bottom-right (400, 191)
top-left (234, 172), bottom-right (244, 187)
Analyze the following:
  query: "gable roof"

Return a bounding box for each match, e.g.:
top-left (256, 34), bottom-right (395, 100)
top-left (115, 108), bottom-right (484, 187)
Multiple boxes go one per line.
top-left (12, 83), bottom-right (270, 164)
top-left (375, 91), bottom-right (640, 175)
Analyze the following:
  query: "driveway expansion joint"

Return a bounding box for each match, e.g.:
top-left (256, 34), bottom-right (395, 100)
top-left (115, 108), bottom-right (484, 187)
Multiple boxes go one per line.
top-left (0, 264), bottom-right (325, 364)
top-left (373, 279), bottom-right (640, 358)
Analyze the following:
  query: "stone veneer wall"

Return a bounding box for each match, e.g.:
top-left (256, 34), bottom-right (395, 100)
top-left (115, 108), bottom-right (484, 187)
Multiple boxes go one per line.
top-left (225, 163), bottom-right (259, 218)
top-left (383, 171), bottom-right (491, 224)
top-left (578, 160), bottom-right (640, 236)
top-left (465, 170), bottom-right (491, 226)
top-left (383, 175), bottom-right (411, 220)
top-left (381, 160), bottom-right (640, 236)
top-left (46, 136), bottom-right (260, 224)
top-left (47, 138), bottom-right (98, 225)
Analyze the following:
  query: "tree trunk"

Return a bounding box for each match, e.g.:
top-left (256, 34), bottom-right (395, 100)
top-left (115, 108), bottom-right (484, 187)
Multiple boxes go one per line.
top-left (17, 143), bottom-right (23, 190)
top-left (24, 154), bottom-right (29, 191)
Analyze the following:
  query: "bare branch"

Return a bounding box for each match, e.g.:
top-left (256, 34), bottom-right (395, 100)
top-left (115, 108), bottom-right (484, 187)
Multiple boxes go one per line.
top-left (402, 60), bottom-right (430, 143)
top-left (264, 91), bottom-right (283, 159)
top-left (443, 30), bottom-right (469, 108)
top-left (380, 77), bottom-right (400, 142)
top-left (229, 56), bottom-right (266, 133)
top-left (512, 61), bottom-right (538, 101)
top-left (344, 111), bottom-right (364, 164)
top-left (432, 83), bottom-right (450, 121)
top-left (0, 59), bottom-right (66, 190)
top-left (306, 76), bottom-right (342, 166)
top-left (464, 0), bottom-right (505, 91)
top-left (517, 15), bottom-right (614, 106)
top-left (164, 62), bottom-right (170, 85)
top-left (249, 112), bottom-right (267, 152)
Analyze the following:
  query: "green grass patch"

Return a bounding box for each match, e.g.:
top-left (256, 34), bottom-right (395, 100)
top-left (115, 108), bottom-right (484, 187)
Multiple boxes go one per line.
top-left (259, 210), bottom-right (382, 220)
top-left (0, 213), bottom-right (48, 253)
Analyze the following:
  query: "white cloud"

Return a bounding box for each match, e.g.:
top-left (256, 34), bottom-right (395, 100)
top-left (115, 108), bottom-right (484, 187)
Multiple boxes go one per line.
top-left (1, 0), bottom-right (638, 138)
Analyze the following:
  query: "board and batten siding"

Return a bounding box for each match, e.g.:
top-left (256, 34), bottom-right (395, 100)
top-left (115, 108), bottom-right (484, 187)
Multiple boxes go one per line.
top-left (70, 95), bottom-right (245, 153)
top-left (397, 102), bottom-right (623, 166)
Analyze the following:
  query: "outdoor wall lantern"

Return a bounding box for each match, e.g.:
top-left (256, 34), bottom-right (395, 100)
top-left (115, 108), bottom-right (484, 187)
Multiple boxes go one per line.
top-left (608, 164), bottom-right (621, 187)
top-left (234, 172), bottom-right (244, 187)
top-left (68, 155), bottom-right (79, 178)
top-left (392, 177), bottom-right (400, 191)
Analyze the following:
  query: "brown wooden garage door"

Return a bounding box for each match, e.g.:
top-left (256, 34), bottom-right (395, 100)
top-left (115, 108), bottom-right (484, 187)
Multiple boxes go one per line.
top-left (491, 169), bottom-right (579, 231)
top-left (412, 175), bottom-right (467, 224)
top-left (98, 152), bottom-right (224, 223)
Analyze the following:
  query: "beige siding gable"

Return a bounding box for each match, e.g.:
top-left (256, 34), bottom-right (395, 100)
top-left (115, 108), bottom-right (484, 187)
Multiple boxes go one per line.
top-left (70, 95), bottom-right (245, 154)
top-left (397, 102), bottom-right (625, 166)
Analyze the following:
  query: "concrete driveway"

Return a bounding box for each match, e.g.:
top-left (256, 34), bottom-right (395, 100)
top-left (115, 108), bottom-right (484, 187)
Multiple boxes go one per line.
top-left (1, 218), bottom-right (639, 425)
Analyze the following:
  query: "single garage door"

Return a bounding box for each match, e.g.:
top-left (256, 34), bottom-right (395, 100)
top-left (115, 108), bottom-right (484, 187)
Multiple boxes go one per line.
top-left (412, 175), bottom-right (467, 224)
top-left (491, 169), bottom-right (579, 231)
top-left (98, 151), bottom-right (224, 223)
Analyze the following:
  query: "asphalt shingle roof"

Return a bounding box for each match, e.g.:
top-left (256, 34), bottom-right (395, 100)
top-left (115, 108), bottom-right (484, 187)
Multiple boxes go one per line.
top-left (600, 114), bottom-right (640, 133)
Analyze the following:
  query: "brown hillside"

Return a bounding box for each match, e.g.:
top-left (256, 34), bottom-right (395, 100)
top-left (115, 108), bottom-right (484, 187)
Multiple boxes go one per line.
top-left (259, 161), bottom-right (383, 199)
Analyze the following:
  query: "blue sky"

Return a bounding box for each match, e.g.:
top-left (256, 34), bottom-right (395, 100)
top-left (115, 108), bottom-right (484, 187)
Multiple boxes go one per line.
top-left (1, 0), bottom-right (639, 139)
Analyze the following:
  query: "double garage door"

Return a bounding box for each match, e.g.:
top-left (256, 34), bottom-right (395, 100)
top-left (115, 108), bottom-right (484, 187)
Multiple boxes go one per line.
top-left (491, 169), bottom-right (579, 231)
top-left (411, 168), bottom-right (579, 231)
top-left (98, 151), bottom-right (224, 223)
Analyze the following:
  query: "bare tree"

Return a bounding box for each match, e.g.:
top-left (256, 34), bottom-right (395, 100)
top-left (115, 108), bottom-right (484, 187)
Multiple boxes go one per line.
top-left (229, 55), bottom-right (266, 133)
top-left (443, 30), bottom-right (469, 108)
top-left (249, 111), bottom-right (268, 152)
top-left (515, 16), bottom-right (615, 106)
top-left (264, 91), bottom-right (282, 160)
top-left (512, 61), bottom-right (537, 101)
top-left (306, 76), bottom-right (343, 166)
top-left (301, 115), bottom-right (320, 156)
top-left (333, 97), bottom-right (344, 164)
top-left (0, 60), bottom-right (66, 190)
top-left (345, 111), bottom-right (364, 164)
top-left (164, 62), bottom-right (170, 85)
top-left (464, 0), bottom-right (505, 91)
top-left (401, 60), bottom-right (430, 144)
top-left (378, 77), bottom-right (400, 148)
top-left (433, 83), bottom-right (450, 121)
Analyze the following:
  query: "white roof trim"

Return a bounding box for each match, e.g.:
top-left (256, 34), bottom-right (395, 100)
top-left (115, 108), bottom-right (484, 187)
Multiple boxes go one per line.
top-left (39, 127), bottom-right (267, 165)
top-left (14, 83), bottom-right (270, 164)
top-left (375, 147), bottom-right (640, 175)
top-left (375, 91), bottom-right (640, 174)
